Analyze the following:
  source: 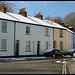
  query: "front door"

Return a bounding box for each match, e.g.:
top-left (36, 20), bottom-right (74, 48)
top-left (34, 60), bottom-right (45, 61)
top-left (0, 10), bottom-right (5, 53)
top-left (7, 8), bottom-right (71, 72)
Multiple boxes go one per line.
top-left (37, 41), bottom-right (40, 56)
top-left (15, 40), bottom-right (19, 56)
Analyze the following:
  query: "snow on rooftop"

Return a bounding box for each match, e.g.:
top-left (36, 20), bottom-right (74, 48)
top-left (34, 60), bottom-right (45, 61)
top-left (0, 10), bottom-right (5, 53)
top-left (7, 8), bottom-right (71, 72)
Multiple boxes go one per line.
top-left (27, 16), bottom-right (55, 28)
top-left (6, 12), bottom-right (39, 24)
top-left (0, 12), bottom-right (18, 21)
top-left (44, 20), bottom-right (66, 29)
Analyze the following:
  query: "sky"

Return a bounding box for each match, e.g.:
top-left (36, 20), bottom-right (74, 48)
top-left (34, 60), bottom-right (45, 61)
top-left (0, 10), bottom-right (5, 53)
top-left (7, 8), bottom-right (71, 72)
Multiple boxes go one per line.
top-left (9, 1), bottom-right (75, 19)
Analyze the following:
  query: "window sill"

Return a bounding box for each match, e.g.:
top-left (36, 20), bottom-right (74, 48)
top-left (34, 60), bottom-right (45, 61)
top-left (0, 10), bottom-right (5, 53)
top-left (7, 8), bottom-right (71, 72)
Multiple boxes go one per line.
top-left (26, 33), bottom-right (31, 35)
top-left (60, 36), bottom-right (63, 38)
top-left (1, 31), bottom-right (7, 33)
top-left (45, 35), bottom-right (49, 37)
top-left (0, 50), bottom-right (7, 51)
top-left (25, 50), bottom-right (31, 52)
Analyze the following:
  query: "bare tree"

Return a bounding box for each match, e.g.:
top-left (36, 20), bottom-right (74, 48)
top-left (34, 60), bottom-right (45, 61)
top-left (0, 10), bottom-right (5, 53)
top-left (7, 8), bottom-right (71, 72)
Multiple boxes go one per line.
top-left (55, 16), bottom-right (64, 23)
top-left (64, 12), bottom-right (75, 28)
top-left (44, 15), bottom-right (53, 20)
top-left (0, 1), bottom-right (17, 13)
top-left (45, 15), bottom-right (64, 23)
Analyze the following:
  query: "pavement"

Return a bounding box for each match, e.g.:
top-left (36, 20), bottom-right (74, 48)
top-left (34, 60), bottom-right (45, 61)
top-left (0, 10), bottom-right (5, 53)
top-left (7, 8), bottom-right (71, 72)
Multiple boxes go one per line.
top-left (68, 58), bottom-right (75, 74)
top-left (0, 56), bottom-right (75, 74)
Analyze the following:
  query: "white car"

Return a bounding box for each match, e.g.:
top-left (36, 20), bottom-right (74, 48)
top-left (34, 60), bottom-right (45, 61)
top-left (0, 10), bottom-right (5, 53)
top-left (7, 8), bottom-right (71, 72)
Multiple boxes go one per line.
top-left (66, 49), bottom-right (75, 57)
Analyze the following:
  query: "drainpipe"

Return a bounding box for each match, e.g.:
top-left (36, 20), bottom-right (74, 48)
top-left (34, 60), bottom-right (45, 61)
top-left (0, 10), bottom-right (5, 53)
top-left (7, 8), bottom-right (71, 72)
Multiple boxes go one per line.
top-left (14, 22), bottom-right (16, 56)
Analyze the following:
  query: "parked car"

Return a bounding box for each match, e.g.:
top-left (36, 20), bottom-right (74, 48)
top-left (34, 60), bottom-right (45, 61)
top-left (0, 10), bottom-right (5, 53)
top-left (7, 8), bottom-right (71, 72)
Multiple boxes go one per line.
top-left (66, 49), bottom-right (75, 57)
top-left (44, 49), bottom-right (64, 58)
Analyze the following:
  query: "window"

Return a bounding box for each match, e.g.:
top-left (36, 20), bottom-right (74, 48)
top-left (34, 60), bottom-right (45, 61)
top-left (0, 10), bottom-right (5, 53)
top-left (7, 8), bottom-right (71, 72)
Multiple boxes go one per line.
top-left (60, 29), bottom-right (63, 37)
top-left (45, 41), bottom-right (48, 50)
top-left (60, 41), bottom-right (63, 50)
top-left (26, 25), bottom-right (30, 34)
top-left (26, 41), bottom-right (31, 52)
top-left (2, 22), bottom-right (7, 32)
top-left (45, 28), bottom-right (48, 36)
top-left (1, 39), bottom-right (7, 50)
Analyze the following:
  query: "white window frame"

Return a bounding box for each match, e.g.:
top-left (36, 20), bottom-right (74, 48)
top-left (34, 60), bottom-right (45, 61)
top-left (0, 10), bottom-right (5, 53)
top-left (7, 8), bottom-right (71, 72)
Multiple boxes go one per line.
top-left (1, 39), bottom-right (7, 50)
top-left (26, 25), bottom-right (30, 34)
top-left (60, 29), bottom-right (63, 37)
top-left (45, 41), bottom-right (48, 50)
top-left (26, 41), bottom-right (31, 52)
top-left (60, 41), bottom-right (63, 50)
top-left (45, 28), bottom-right (48, 36)
top-left (2, 21), bottom-right (7, 32)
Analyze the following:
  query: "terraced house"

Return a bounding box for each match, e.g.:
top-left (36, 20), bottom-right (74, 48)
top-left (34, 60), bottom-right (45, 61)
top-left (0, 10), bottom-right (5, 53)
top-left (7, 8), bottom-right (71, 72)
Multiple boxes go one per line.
top-left (44, 19), bottom-right (74, 52)
top-left (0, 5), bottom-right (54, 57)
top-left (0, 5), bottom-right (74, 57)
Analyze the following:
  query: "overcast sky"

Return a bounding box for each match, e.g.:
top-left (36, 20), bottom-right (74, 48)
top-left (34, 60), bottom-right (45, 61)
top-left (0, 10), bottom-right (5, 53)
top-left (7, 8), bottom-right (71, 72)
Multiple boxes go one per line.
top-left (9, 1), bottom-right (75, 19)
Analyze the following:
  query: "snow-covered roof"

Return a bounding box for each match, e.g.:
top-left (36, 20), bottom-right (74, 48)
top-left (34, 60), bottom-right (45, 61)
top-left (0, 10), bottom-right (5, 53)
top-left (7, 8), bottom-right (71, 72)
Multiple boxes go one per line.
top-left (0, 12), bottom-right (18, 21)
top-left (67, 28), bottom-right (75, 34)
top-left (44, 20), bottom-right (66, 29)
top-left (0, 12), bottom-right (39, 25)
top-left (6, 12), bottom-right (39, 24)
top-left (0, 11), bottom-right (75, 34)
top-left (27, 16), bottom-right (55, 28)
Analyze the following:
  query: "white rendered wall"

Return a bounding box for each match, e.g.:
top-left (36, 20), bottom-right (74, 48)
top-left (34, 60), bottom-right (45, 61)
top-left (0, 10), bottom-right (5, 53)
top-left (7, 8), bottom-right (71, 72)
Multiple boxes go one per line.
top-left (67, 31), bottom-right (73, 50)
top-left (74, 34), bottom-right (75, 48)
top-left (0, 20), bottom-right (14, 56)
top-left (15, 23), bottom-right (53, 55)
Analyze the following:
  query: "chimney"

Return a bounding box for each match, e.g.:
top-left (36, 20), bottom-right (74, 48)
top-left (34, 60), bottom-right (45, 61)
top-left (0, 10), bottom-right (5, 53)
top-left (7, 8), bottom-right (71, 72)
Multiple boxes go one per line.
top-left (18, 8), bottom-right (27, 17)
top-left (0, 4), bottom-right (7, 13)
top-left (64, 24), bottom-right (69, 29)
top-left (35, 12), bottom-right (43, 20)
top-left (50, 19), bottom-right (56, 23)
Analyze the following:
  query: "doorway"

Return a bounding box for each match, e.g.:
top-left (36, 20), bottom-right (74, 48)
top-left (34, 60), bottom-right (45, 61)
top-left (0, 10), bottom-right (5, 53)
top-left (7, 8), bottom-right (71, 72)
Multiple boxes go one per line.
top-left (15, 40), bottom-right (19, 56)
top-left (37, 41), bottom-right (40, 56)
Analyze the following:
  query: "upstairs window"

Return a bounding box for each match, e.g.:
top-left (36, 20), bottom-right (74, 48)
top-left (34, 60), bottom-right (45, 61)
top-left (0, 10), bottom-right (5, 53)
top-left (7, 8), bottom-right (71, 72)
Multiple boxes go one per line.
top-left (2, 22), bottom-right (7, 32)
top-left (60, 29), bottom-right (63, 37)
top-left (1, 39), bottom-right (7, 50)
top-left (45, 28), bottom-right (48, 36)
top-left (26, 25), bottom-right (30, 34)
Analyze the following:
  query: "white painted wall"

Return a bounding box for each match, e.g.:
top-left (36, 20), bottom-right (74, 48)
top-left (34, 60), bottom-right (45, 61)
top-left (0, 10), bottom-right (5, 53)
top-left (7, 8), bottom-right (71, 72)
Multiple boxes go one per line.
top-left (0, 20), bottom-right (14, 56)
top-left (74, 34), bottom-right (75, 48)
top-left (15, 23), bottom-right (53, 55)
top-left (67, 31), bottom-right (73, 50)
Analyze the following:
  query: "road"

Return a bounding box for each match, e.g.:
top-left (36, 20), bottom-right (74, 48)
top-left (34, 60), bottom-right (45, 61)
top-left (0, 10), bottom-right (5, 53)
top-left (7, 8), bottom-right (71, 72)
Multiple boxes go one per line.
top-left (0, 58), bottom-right (74, 74)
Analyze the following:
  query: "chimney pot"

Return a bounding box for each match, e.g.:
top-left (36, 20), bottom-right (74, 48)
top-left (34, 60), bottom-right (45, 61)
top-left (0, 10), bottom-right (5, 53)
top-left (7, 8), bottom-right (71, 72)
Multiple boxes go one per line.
top-left (0, 4), bottom-right (7, 13)
top-left (50, 19), bottom-right (56, 23)
top-left (19, 8), bottom-right (27, 17)
top-left (35, 12), bottom-right (43, 20)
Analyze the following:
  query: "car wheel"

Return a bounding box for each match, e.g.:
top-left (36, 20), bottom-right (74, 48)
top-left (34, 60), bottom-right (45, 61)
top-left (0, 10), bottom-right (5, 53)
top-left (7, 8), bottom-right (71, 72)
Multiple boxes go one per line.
top-left (62, 54), bottom-right (64, 57)
top-left (53, 54), bottom-right (56, 58)
top-left (73, 53), bottom-right (75, 57)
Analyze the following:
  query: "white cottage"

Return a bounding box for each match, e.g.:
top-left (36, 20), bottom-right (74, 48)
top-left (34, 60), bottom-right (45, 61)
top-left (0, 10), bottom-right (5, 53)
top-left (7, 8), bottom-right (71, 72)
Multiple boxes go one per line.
top-left (74, 33), bottom-right (75, 48)
top-left (0, 6), bottom-right (54, 57)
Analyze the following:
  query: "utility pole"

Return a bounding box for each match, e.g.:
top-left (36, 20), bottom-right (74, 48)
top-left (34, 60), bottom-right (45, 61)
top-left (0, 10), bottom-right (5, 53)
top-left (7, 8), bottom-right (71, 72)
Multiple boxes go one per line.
top-left (34, 10), bottom-right (35, 16)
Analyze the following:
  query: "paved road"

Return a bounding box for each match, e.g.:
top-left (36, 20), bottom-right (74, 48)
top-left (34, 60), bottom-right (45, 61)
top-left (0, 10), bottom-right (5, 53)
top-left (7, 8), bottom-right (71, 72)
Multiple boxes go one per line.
top-left (0, 59), bottom-right (63, 74)
top-left (0, 58), bottom-right (74, 74)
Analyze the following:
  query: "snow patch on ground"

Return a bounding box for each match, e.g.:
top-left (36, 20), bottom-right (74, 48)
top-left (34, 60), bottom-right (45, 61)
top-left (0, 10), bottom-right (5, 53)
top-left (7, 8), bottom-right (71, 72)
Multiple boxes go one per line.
top-left (0, 56), bottom-right (46, 61)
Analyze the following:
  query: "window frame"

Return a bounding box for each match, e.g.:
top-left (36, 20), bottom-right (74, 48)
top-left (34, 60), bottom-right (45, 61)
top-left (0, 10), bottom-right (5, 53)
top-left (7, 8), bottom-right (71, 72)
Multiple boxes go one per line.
top-left (26, 41), bottom-right (31, 52)
top-left (60, 41), bottom-right (63, 50)
top-left (26, 25), bottom-right (30, 35)
top-left (60, 29), bottom-right (63, 38)
top-left (2, 21), bottom-right (7, 33)
top-left (45, 27), bottom-right (49, 36)
top-left (1, 39), bottom-right (7, 50)
top-left (45, 41), bottom-right (48, 50)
